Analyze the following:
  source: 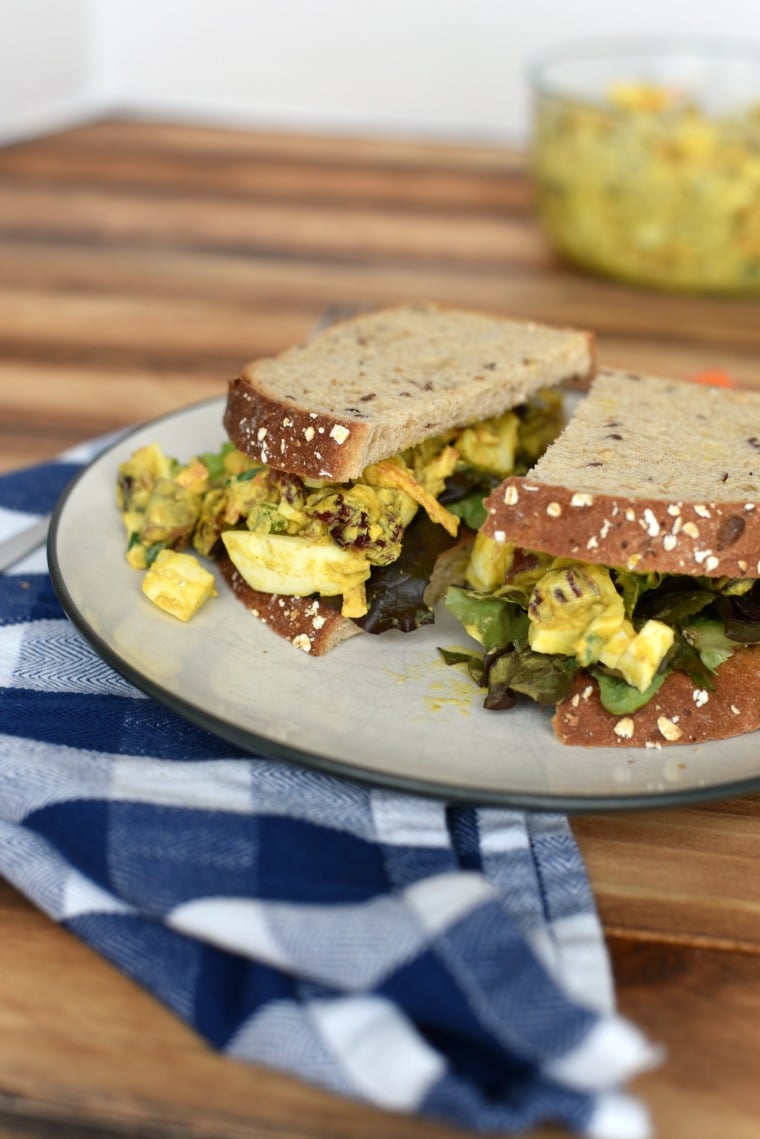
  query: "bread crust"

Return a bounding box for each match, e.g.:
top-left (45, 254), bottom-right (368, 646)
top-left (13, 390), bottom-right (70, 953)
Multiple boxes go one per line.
top-left (217, 553), bottom-right (362, 655)
top-left (553, 644), bottom-right (760, 747)
top-left (224, 374), bottom-right (369, 482)
top-left (484, 479), bottom-right (760, 579)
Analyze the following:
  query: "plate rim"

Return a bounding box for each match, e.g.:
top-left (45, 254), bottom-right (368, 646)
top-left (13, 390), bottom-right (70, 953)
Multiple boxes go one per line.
top-left (47, 398), bottom-right (760, 813)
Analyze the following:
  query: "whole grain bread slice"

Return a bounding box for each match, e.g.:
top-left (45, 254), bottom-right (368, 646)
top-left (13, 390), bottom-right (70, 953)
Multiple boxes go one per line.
top-left (224, 304), bottom-right (595, 481)
top-left (483, 369), bottom-right (760, 579)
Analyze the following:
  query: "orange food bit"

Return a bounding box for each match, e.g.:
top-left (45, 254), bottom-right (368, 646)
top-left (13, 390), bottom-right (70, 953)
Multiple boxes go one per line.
top-left (690, 368), bottom-right (736, 388)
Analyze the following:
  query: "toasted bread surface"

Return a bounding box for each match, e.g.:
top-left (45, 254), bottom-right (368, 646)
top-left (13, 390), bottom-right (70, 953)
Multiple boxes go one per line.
top-left (553, 644), bottom-right (760, 747)
top-left (224, 304), bottom-right (594, 480)
top-left (484, 369), bottom-right (760, 577)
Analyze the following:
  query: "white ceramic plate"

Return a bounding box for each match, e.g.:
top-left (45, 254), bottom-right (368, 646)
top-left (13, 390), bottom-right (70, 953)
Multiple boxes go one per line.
top-left (49, 397), bottom-right (760, 811)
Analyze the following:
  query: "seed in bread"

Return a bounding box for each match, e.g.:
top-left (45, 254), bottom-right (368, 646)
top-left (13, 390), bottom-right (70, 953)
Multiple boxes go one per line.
top-left (224, 304), bottom-right (595, 481)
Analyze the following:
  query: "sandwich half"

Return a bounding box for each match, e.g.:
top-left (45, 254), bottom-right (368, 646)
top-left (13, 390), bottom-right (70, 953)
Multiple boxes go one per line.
top-left (212, 304), bottom-right (595, 652)
top-left (118, 305), bottom-right (594, 651)
top-left (445, 368), bottom-right (760, 746)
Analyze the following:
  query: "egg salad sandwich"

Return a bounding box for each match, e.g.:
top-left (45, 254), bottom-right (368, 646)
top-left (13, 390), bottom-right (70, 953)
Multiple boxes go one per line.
top-left (216, 304), bottom-right (599, 653)
top-left (444, 368), bottom-right (760, 747)
top-left (117, 305), bottom-right (595, 652)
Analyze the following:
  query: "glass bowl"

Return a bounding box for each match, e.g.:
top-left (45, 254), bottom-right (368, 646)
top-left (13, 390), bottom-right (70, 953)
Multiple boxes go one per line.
top-left (528, 36), bottom-right (760, 294)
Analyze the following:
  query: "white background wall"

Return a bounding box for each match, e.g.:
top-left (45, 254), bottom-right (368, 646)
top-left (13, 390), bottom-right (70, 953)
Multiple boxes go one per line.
top-left (0, 0), bottom-right (96, 141)
top-left (3, 0), bottom-right (760, 145)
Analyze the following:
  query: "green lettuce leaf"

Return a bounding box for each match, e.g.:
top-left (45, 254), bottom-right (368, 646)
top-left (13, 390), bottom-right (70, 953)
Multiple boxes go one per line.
top-left (446, 493), bottom-right (488, 531)
top-left (666, 636), bottom-right (717, 690)
top-left (634, 581), bottom-right (715, 626)
top-left (613, 570), bottom-right (651, 619)
top-left (590, 669), bottom-right (667, 715)
top-left (486, 643), bottom-right (579, 706)
top-left (198, 442), bottom-right (236, 481)
top-left (444, 585), bottom-right (528, 651)
top-left (682, 616), bottom-right (736, 671)
top-left (354, 513), bottom-right (458, 634)
top-left (440, 641), bottom-right (578, 709)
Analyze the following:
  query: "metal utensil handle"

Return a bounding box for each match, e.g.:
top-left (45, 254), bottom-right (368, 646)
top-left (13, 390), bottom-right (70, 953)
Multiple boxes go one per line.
top-left (0, 513), bottom-right (53, 573)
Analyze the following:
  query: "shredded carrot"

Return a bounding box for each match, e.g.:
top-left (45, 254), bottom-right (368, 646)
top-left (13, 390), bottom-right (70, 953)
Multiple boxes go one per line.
top-left (364, 460), bottom-right (460, 536)
top-left (690, 368), bottom-right (736, 388)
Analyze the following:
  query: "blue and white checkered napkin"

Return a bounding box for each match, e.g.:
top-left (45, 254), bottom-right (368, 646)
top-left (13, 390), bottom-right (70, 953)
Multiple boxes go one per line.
top-left (0, 445), bottom-right (661, 1139)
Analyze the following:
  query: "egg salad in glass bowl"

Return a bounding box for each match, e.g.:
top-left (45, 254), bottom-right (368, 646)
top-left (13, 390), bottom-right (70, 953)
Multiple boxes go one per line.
top-left (529, 36), bottom-right (760, 294)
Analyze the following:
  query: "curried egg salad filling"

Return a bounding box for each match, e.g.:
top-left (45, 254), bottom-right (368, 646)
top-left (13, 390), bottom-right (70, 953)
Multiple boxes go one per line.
top-left (533, 80), bottom-right (760, 294)
top-left (116, 392), bottom-right (563, 626)
top-left (444, 531), bottom-right (760, 715)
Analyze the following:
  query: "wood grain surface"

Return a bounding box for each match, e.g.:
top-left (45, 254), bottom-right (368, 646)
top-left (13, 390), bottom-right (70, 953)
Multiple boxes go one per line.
top-left (1, 118), bottom-right (760, 1138)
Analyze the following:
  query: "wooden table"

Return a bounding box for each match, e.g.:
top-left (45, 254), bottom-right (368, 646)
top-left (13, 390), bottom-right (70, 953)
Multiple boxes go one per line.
top-left (1, 119), bottom-right (760, 1138)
